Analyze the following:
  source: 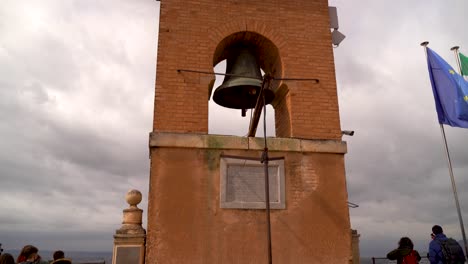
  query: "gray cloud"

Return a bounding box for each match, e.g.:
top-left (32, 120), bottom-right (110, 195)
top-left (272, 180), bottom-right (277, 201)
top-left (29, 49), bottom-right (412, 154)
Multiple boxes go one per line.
top-left (0, 0), bottom-right (156, 251)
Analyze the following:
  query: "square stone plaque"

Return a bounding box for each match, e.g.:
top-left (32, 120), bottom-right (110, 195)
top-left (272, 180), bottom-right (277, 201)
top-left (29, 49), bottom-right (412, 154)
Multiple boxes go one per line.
top-left (220, 157), bottom-right (285, 209)
top-left (114, 245), bottom-right (141, 264)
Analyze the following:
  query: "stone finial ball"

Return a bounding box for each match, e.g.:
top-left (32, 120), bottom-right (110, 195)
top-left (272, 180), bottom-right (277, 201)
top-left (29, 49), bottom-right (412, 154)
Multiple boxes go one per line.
top-left (126, 189), bottom-right (142, 206)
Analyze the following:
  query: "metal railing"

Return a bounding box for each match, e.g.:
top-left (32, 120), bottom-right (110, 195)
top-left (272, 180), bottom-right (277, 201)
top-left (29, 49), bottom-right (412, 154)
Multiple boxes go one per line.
top-left (371, 256), bottom-right (429, 264)
top-left (48, 261), bottom-right (105, 264)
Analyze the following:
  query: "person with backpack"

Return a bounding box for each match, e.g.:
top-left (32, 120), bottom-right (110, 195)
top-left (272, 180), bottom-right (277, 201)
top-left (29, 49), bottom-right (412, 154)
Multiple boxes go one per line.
top-left (387, 237), bottom-right (422, 264)
top-left (428, 225), bottom-right (466, 264)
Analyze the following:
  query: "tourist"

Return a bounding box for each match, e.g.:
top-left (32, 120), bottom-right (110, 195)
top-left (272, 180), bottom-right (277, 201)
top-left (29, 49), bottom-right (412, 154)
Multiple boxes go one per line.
top-left (16, 245), bottom-right (28, 263)
top-left (387, 237), bottom-right (421, 264)
top-left (51, 250), bottom-right (72, 264)
top-left (53, 250), bottom-right (64, 260)
top-left (428, 225), bottom-right (466, 264)
top-left (0, 253), bottom-right (15, 264)
top-left (17, 245), bottom-right (48, 264)
top-left (427, 233), bottom-right (436, 258)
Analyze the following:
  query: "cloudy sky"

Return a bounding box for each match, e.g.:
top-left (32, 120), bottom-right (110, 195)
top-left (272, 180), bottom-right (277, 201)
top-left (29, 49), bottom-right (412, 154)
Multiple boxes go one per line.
top-left (1, 0), bottom-right (468, 258)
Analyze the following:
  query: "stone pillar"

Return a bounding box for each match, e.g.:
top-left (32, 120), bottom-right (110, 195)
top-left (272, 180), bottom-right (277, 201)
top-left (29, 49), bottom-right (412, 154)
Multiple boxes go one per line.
top-left (112, 189), bottom-right (146, 264)
top-left (351, 229), bottom-right (361, 264)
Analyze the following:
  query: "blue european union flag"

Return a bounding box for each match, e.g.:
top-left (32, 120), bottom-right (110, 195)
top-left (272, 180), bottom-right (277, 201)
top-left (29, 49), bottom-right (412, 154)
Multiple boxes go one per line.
top-left (427, 48), bottom-right (468, 128)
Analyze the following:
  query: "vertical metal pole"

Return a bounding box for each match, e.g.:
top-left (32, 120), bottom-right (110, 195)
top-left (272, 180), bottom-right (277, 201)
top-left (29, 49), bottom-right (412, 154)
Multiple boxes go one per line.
top-left (263, 148), bottom-right (272, 264)
top-left (439, 124), bottom-right (468, 258)
top-left (371, 257), bottom-right (375, 264)
top-left (451, 46), bottom-right (463, 75)
top-left (261, 75), bottom-right (272, 264)
top-left (446, 45), bottom-right (468, 257)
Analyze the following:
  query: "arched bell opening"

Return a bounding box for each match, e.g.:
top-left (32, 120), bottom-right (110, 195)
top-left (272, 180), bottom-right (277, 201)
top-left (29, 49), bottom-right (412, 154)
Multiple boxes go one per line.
top-left (208, 31), bottom-right (282, 137)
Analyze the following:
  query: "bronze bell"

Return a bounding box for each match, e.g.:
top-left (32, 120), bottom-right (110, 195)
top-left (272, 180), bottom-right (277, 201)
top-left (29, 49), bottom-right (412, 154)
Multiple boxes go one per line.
top-left (213, 46), bottom-right (275, 110)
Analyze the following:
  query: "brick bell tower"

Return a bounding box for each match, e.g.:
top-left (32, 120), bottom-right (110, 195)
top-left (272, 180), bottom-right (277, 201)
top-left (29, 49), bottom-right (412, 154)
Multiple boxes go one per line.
top-left (147, 0), bottom-right (351, 263)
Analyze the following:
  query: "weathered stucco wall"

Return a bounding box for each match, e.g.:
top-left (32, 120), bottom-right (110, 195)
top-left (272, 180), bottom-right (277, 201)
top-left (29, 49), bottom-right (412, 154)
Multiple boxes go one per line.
top-left (146, 134), bottom-right (351, 263)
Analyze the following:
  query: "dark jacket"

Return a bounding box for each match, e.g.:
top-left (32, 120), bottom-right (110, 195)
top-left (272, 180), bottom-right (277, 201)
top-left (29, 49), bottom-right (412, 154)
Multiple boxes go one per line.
top-left (429, 233), bottom-right (466, 264)
top-left (19, 260), bottom-right (48, 264)
top-left (387, 246), bottom-right (421, 264)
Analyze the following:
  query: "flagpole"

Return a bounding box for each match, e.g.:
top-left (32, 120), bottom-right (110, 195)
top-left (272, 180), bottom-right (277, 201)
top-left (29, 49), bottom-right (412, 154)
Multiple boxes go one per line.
top-left (448, 45), bottom-right (468, 257)
top-left (422, 41), bottom-right (468, 258)
top-left (441, 121), bottom-right (468, 257)
top-left (451, 46), bottom-right (463, 75)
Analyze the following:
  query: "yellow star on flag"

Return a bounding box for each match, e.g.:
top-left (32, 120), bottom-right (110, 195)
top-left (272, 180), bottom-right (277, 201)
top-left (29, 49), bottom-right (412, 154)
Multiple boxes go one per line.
top-left (449, 69), bottom-right (455, 74)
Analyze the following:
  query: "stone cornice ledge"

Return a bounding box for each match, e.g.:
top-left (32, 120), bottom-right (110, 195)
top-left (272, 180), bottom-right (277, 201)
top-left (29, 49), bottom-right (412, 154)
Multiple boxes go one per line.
top-left (149, 132), bottom-right (347, 154)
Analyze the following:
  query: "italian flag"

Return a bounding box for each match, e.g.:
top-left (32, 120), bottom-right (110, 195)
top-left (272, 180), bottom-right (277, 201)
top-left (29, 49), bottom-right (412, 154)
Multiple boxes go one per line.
top-left (460, 52), bottom-right (468, 105)
top-left (460, 52), bottom-right (468, 80)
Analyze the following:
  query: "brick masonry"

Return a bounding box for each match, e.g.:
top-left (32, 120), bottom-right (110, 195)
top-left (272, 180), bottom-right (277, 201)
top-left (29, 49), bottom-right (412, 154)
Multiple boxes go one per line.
top-left (153, 0), bottom-right (341, 140)
top-left (147, 0), bottom-right (351, 263)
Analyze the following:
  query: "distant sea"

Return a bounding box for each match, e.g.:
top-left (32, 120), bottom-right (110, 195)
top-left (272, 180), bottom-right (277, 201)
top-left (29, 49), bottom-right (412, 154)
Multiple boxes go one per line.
top-left (361, 257), bottom-right (430, 264)
top-left (3, 250), bottom-right (112, 264)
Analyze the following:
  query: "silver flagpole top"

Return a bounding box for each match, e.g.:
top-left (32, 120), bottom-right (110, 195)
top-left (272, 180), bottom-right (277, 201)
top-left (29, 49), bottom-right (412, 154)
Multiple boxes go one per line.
top-left (420, 41), bottom-right (429, 47)
top-left (451, 46), bottom-right (460, 51)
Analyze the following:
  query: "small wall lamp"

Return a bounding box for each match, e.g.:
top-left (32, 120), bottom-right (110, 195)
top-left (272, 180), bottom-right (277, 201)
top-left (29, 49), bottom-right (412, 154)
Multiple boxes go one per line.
top-left (341, 130), bottom-right (355, 136)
